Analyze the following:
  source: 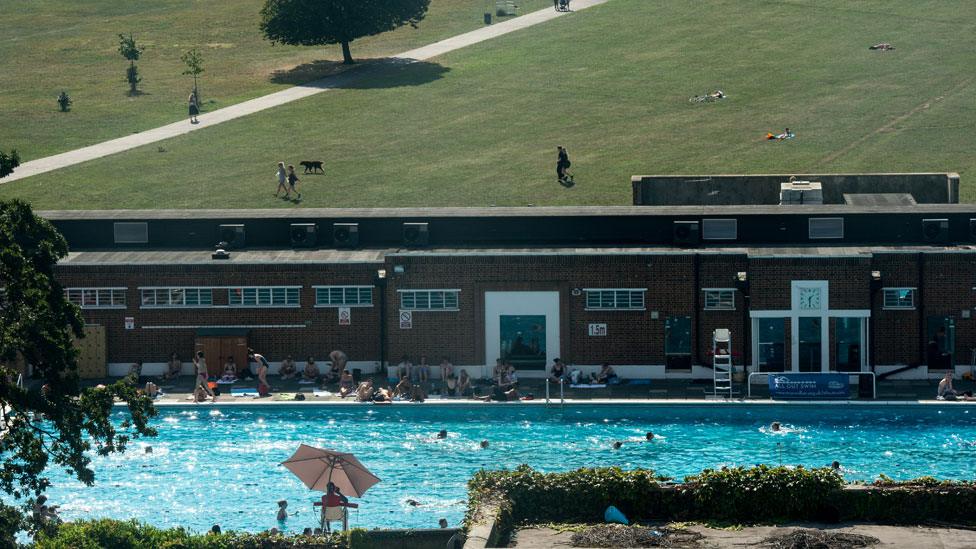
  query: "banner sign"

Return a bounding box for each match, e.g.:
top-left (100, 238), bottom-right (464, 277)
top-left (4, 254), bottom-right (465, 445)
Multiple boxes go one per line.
top-left (768, 373), bottom-right (849, 399)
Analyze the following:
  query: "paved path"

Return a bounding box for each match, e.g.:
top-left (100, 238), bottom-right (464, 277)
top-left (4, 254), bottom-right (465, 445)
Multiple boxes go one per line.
top-left (3, 0), bottom-right (608, 184)
top-left (514, 524), bottom-right (976, 548)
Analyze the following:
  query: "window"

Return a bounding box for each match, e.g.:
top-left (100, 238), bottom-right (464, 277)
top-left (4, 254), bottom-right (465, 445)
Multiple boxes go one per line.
top-left (399, 290), bottom-right (459, 311)
top-left (702, 219), bottom-right (737, 240)
top-left (113, 222), bottom-right (148, 244)
top-left (140, 287), bottom-right (213, 307)
top-left (584, 289), bottom-right (645, 310)
top-left (703, 289), bottom-right (735, 310)
top-left (883, 288), bottom-right (915, 309)
top-left (228, 286), bottom-right (300, 307)
top-left (808, 218), bottom-right (844, 239)
top-left (315, 286), bottom-right (373, 307)
top-left (64, 287), bottom-right (126, 308)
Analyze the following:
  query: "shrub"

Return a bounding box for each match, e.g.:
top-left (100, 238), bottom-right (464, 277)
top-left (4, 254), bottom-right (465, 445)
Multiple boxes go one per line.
top-left (0, 149), bottom-right (20, 178)
top-left (684, 465), bottom-right (844, 521)
top-left (33, 519), bottom-right (346, 549)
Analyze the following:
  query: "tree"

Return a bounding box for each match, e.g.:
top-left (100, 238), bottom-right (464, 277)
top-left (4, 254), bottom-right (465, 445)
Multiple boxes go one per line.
top-left (180, 48), bottom-right (204, 101)
top-left (118, 33), bottom-right (144, 95)
top-left (0, 200), bottom-right (156, 536)
top-left (260, 0), bottom-right (430, 65)
top-left (0, 150), bottom-right (19, 179)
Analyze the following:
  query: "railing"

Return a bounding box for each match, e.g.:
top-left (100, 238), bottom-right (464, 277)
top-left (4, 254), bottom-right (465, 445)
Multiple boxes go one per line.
top-left (747, 371), bottom-right (876, 400)
top-left (545, 378), bottom-right (564, 407)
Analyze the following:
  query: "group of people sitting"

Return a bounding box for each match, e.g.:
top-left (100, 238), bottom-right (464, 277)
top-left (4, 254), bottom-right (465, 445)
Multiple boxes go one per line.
top-left (548, 358), bottom-right (619, 385)
top-left (395, 355), bottom-right (473, 397)
top-left (937, 370), bottom-right (975, 401)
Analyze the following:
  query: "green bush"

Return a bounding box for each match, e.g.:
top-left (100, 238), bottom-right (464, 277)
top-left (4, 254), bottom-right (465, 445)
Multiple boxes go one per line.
top-left (684, 465), bottom-right (844, 521)
top-left (468, 465), bottom-right (976, 537)
top-left (33, 519), bottom-right (345, 549)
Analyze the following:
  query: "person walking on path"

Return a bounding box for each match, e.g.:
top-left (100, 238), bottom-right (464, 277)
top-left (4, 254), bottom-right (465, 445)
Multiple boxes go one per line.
top-left (274, 162), bottom-right (289, 198)
top-left (556, 146), bottom-right (573, 186)
top-left (287, 164), bottom-right (301, 201)
top-left (188, 92), bottom-right (200, 124)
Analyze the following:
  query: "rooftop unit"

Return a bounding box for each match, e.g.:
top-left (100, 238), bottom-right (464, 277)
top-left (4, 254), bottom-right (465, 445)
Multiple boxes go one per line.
top-left (779, 180), bottom-right (823, 205)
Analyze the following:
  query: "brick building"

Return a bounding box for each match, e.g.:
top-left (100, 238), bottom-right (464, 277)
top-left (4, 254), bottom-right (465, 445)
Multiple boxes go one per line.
top-left (44, 173), bottom-right (976, 381)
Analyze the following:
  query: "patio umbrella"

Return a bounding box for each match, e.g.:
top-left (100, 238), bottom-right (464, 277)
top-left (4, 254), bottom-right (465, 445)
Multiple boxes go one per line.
top-left (281, 444), bottom-right (380, 498)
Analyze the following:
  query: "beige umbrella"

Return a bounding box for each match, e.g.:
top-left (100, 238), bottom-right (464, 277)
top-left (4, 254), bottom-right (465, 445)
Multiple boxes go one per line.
top-left (281, 444), bottom-right (381, 498)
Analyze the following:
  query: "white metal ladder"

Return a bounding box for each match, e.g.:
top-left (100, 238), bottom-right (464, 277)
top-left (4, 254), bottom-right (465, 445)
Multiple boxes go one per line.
top-left (712, 328), bottom-right (733, 398)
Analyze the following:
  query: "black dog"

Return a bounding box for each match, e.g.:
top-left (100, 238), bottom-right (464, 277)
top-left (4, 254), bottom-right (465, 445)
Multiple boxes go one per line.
top-left (299, 160), bottom-right (324, 174)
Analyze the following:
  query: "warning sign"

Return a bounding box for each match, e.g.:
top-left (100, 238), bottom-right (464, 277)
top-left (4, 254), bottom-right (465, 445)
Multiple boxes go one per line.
top-left (338, 307), bottom-right (351, 326)
top-left (124, 317), bottom-right (135, 330)
top-left (399, 310), bottom-right (413, 329)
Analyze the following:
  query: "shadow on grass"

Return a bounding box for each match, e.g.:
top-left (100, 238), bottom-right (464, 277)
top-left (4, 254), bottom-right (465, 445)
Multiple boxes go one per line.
top-left (269, 58), bottom-right (449, 90)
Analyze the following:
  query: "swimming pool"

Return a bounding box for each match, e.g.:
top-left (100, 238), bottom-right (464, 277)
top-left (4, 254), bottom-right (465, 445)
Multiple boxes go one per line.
top-left (32, 404), bottom-right (976, 533)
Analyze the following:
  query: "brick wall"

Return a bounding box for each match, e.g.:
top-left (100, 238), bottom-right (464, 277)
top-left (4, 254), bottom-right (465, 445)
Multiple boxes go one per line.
top-left (54, 250), bottom-right (976, 373)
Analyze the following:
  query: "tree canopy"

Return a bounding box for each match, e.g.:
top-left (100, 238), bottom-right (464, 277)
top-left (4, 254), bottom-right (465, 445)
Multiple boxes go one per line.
top-left (260, 0), bottom-right (431, 64)
top-left (0, 200), bottom-right (156, 537)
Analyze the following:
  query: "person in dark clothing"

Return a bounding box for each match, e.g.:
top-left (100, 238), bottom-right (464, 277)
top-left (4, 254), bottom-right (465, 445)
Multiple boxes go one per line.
top-left (556, 146), bottom-right (573, 186)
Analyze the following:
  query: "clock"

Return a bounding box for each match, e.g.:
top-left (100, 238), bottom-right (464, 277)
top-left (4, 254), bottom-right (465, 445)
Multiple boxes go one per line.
top-left (798, 287), bottom-right (821, 310)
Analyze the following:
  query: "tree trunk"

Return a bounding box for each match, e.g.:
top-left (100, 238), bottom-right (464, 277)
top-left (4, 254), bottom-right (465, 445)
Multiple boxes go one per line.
top-left (341, 41), bottom-right (354, 64)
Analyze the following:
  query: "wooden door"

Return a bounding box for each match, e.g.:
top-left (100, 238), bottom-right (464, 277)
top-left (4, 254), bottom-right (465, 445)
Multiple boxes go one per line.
top-left (195, 336), bottom-right (249, 377)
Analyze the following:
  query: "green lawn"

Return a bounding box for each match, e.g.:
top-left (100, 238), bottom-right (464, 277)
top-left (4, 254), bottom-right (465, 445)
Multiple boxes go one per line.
top-left (0, 0), bottom-right (549, 160)
top-left (2, 0), bottom-right (975, 209)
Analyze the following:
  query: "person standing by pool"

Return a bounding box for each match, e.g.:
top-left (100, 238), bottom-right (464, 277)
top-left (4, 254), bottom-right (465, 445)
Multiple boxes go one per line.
top-left (439, 357), bottom-right (454, 383)
top-left (416, 355), bottom-right (431, 383)
top-left (329, 349), bottom-right (348, 373)
top-left (193, 351), bottom-right (214, 402)
top-left (457, 369), bottom-right (471, 397)
top-left (249, 348), bottom-right (271, 396)
top-left (397, 355), bottom-right (413, 382)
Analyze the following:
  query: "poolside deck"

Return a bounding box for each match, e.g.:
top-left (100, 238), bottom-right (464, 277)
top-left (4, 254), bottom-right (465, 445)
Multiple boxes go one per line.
top-left (67, 374), bottom-right (967, 406)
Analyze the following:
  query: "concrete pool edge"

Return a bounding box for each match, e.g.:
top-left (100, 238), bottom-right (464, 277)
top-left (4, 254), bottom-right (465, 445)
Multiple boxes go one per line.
top-left (125, 398), bottom-right (976, 407)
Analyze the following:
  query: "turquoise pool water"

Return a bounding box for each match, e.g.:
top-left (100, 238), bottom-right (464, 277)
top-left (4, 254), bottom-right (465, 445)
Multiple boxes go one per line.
top-left (33, 404), bottom-right (976, 533)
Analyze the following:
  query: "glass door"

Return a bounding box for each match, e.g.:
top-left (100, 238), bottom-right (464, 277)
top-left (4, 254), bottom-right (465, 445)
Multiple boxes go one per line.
top-left (797, 317), bottom-right (822, 372)
top-left (500, 315), bottom-right (547, 369)
top-left (926, 316), bottom-right (955, 371)
top-left (665, 316), bottom-right (692, 371)
top-left (834, 318), bottom-right (863, 372)
top-left (756, 318), bottom-right (786, 372)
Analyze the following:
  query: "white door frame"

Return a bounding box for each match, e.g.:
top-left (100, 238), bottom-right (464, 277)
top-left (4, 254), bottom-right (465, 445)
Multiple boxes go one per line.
top-left (751, 281), bottom-right (870, 373)
top-left (484, 291), bottom-right (560, 374)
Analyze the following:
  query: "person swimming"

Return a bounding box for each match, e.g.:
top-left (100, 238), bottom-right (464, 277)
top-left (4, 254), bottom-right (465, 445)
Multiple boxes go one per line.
top-left (645, 431), bottom-right (654, 441)
top-left (480, 440), bottom-right (490, 449)
top-left (437, 429), bottom-right (448, 439)
top-left (612, 441), bottom-right (623, 449)
top-left (770, 421), bottom-right (782, 432)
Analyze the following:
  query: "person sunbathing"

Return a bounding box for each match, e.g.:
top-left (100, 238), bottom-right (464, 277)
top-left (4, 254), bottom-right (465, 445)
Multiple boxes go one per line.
top-left (373, 386), bottom-right (392, 402)
top-left (162, 353), bottom-right (182, 380)
top-left (144, 381), bottom-right (162, 399)
top-left (355, 379), bottom-right (375, 402)
top-left (303, 357), bottom-right (320, 383)
top-left (221, 359), bottom-right (238, 382)
top-left (767, 127), bottom-right (795, 140)
top-left (279, 356), bottom-right (297, 380)
top-left (591, 362), bottom-right (619, 384)
top-left (393, 375), bottom-right (413, 399)
top-left (338, 370), bottom-right (355, 398)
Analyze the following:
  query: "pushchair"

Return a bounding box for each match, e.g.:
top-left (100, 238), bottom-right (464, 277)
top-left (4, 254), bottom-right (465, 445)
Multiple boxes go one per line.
top-left (556, 0), bottom-right (570, 12)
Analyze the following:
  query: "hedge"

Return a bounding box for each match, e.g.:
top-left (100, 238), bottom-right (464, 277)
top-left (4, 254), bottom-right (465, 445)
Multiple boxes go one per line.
top-left (468, 465), bottom-right (976, 537)
top-left (30, 519), bottom-right (345, 549)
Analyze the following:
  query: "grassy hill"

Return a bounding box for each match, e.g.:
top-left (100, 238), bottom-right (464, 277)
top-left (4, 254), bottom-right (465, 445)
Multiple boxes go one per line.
top-left (2, 0), bottom-right (974, 209)
top-left (0, 0), bottom-right (549, 160)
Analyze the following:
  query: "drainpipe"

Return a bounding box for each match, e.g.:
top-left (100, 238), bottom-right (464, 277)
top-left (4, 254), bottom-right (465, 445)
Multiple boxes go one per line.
top-left (376, 271), bottom-right (389, 375)
top-left (693, 254), bottom-right (700, 368)
top-left (918, 252), bottom-right (926, 368)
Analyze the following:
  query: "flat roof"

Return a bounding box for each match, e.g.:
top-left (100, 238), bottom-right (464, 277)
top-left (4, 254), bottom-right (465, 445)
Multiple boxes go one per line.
top-left (37, 203), bottom-right (976, 220)
top-left (54, 244), bottom-right (976, 266)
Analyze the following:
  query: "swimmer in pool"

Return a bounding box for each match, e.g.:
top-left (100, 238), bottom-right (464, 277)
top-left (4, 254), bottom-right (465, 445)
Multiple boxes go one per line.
top-left (645, 431), bottom-right (654, 441)
top-left (612, 441), bottom-right (623, 449)
top-left (770, 421), bottom-right (782, 432)
top-left (437, 429), bottom-right (448, 439)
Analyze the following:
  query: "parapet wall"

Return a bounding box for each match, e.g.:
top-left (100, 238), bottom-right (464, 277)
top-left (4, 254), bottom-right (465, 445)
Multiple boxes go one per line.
top-left (631, 173), bottom-right (960, 206)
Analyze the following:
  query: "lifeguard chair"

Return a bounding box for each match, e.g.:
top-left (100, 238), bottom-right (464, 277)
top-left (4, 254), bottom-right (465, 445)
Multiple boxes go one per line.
top-left (711, 329), bottom-right (734, 398)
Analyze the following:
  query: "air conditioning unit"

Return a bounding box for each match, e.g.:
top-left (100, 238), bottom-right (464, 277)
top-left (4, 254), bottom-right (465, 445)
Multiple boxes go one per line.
top-left (673, 221), bottom-right (699, 245)
top-left (290, 223), bottom-right (317, 248)
top-left (922, 218), bottom-right (949, 243)
top-left (217, 224), bottom-right (245, 249)
top-left (333, 223), bottom-right (359, 248)
top-left (402, 222), bottom-right (429, 247)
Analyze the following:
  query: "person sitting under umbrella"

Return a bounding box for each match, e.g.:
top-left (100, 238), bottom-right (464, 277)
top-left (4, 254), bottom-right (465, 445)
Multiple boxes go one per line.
top-left (314, 482), bottom-right (358, 531)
